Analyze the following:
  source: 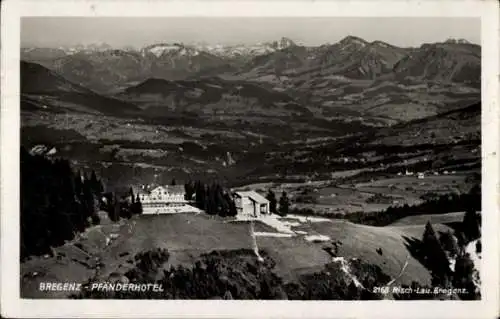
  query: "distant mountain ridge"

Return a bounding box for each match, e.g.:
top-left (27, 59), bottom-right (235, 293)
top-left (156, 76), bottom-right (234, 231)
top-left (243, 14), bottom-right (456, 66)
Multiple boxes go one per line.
top-left (21, 60), bottom-right (92, 94)
top-left (21, 36), bottom-right (481, 93)
top-left (21, 61), bottom-right (140, 116)
top-left (392, 42), bottom-right (480, 84)
top-left (241, 36), bottom-right (411, 80)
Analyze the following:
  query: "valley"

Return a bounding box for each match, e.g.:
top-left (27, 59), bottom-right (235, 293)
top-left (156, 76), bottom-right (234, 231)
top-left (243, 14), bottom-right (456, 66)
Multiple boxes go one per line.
top-left (20, 34), bottom-right (482, 300)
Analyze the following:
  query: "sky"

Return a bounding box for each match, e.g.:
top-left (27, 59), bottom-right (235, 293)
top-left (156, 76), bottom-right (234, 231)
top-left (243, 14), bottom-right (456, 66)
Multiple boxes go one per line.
top-left (21, 17), bottom-right (480, 48)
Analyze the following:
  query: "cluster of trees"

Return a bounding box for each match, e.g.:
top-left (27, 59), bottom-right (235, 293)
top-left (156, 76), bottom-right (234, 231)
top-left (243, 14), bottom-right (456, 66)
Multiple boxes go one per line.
top-left (343, 185), bottom-right (481, 226)
top-left (184, 181), bottom-right (237, 217)
top-left (182, 182), bottom-right (291, 218)
top-left (401, 208), bottom-right (482, 300)
top-left (101, 187), bottom-right (143, 222)
top-left (291, 187), bottom-right (318, 205)
top-left (21, 147), bottom-right (105, 260)
top-left (73, 248), bottom-right (391, 300)
top-left (266, 190), bottom-right (289, 216)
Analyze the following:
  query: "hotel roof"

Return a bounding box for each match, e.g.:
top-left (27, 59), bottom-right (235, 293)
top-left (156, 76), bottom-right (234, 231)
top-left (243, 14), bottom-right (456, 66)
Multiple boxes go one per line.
top-left (234, 191), bottom-right (269, 204)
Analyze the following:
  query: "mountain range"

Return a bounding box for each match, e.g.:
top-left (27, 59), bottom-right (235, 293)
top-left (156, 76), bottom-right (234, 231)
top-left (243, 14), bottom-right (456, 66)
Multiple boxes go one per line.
top-left (20, 35), bottom-right (481, 184)
top-left (22, 36), bottom-right (480, 93)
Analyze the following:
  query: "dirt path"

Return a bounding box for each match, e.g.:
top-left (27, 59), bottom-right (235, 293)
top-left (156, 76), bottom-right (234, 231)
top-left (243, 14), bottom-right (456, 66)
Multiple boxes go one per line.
top-left (250, 221), bottom-right (264, 262)
top-left (386, 253), bottom-right (410, 286)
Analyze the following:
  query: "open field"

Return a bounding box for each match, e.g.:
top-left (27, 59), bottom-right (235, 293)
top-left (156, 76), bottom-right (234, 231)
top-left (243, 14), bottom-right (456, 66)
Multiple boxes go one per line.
top-left (237, 173), bottom-right (476, 216)
top-left (354, 175), bottom-right (469, 195)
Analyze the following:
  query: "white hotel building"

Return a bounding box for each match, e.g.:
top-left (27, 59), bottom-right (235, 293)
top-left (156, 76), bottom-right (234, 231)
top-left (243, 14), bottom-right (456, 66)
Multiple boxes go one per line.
top-left (139, 185), bottom-right (201, 214)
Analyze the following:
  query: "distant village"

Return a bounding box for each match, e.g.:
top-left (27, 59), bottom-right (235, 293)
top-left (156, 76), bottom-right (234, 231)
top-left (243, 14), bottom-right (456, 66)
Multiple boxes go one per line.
top-left (397, 169), bottom-right (457, 179)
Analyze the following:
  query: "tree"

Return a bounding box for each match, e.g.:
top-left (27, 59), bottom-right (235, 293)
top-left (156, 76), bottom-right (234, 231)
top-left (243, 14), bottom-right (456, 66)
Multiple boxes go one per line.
top-left (462, 208), bottom-right (480, 242)
top-left (131, 194), bottom-right (143, 215)
top-left (82, 178), bottom-right (95, 222)
top-left (195, 182), bottom-right (207, 212)
top-left (214, 185), bottom-right (229, 216)
top-left (439, 231), bottom-right (459, 258)
top-left (129, 187), bottom-right (135, 204)
top-left (266, 190), bottom-right (277, 214)
top-left (218, 190), bottom-right (230, 217)
top-left (90, 170), bottom-right (99, 193)
top-left (278, 191), bottom-right (290, 217)
top-left (112, 194), bottom-right (121, 222)
top-left (467, 184), bottom-right (481, 212)
top-left (227, 194), bottom-right (237, 217)
top-left (207, 184), bottom-right (217, 215)
top-left (431, 159), bottom-right (445, 170)
top-left (422, 221), bottom-right (451, 285)
top-left (74, 172), bottom-right (83, 197)
top-left (184, 181), bottom-right (195, 201)
top-left (422, 221), bottom-right (438, 252)
top-left (453, 253), bottom-right (479, 300)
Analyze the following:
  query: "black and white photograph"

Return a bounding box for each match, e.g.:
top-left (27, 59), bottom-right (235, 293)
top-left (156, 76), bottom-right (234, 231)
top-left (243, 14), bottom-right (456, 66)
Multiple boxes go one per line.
top-left (1, 1), bottom-right (499, 318)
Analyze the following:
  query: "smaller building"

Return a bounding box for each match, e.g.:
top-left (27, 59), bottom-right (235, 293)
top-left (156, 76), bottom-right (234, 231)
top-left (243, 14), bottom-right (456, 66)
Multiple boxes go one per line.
top-left (233, 191), bottom-right (270, 218)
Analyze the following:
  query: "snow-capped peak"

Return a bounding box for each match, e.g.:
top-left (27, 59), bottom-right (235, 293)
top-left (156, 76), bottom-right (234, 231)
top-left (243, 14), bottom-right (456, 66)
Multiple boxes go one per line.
top-left (445, 38), bottom-right (471, 44)
top-left (191, 37), bottom-right (297, 58)
top-left (142, 43), bottom-right (201, 58)
top-left (144, 43), bottom-right (183, 57)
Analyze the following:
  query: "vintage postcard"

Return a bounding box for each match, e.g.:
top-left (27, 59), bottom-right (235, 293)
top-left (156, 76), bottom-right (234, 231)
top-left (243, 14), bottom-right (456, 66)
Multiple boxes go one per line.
top-left (1, 0), bottom-right (499, 318)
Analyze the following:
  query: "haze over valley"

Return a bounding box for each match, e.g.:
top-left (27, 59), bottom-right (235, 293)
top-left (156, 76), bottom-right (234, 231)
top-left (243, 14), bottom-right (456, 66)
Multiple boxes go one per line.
top-left (21, 35), bottom-right (480, 187)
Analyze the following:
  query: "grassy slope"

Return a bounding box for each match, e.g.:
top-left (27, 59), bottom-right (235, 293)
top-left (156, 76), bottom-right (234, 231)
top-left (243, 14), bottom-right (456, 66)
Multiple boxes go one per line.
top-left (256, 211), bottom-right (464, 285)
top-left (389, 212), bottom-right (465, 227)
top-left (257, 236), bottom-right (332, 281)
top-left (292, 220), bottom-right (431, 286)
top-left (21, 213), bottom-right (254, 298)
top-left (22, 61), bottom-right (141, 117)
top-left (292, 213), bottom-right (464, 286)
top-left (125, 214), bottom-right (254, 268)
top-left (21, 211), bottom-right (465, 298)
